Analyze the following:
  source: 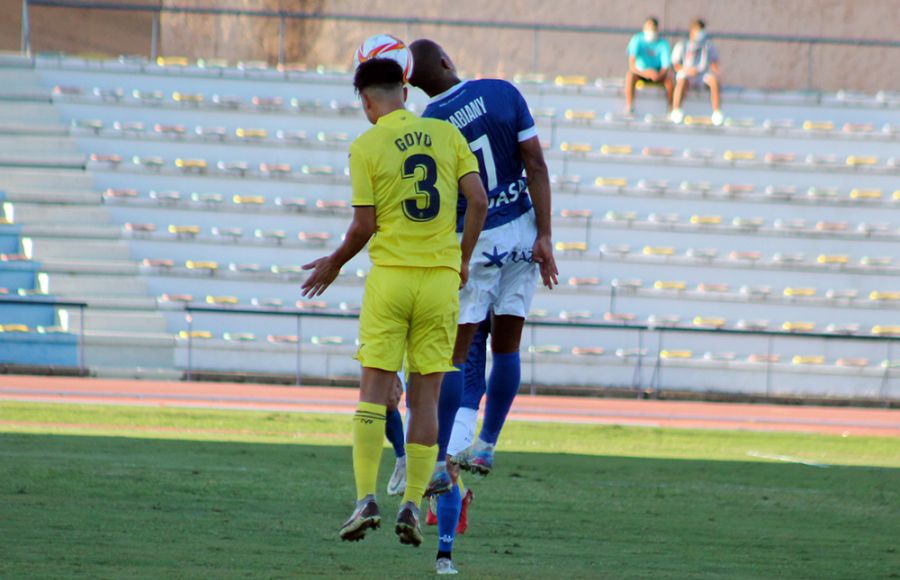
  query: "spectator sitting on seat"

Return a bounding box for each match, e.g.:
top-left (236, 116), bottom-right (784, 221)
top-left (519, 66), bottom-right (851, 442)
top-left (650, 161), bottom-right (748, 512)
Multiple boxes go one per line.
top-left (670, 18), bottom-right (723, 125)
top-left (625, 16), bottom-right (673, 115)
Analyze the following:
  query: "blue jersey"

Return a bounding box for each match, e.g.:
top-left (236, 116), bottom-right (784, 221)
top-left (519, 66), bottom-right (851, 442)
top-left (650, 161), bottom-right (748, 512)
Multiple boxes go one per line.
top-left (422, 79), bottom-right (537, 232)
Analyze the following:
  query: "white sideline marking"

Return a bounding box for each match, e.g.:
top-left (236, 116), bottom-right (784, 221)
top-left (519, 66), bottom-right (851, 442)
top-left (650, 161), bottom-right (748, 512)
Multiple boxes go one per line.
top-left (746, 450), bottom-right (831, 468)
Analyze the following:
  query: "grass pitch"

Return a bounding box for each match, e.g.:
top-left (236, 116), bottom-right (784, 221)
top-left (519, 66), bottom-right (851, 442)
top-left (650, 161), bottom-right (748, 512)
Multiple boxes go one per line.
top-left (1, 401), bottom-right (898, 578)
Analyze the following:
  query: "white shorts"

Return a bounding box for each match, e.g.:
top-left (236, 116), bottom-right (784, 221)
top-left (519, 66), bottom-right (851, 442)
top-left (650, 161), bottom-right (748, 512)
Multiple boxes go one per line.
top-left (459, 209), bottom-right (539, 324)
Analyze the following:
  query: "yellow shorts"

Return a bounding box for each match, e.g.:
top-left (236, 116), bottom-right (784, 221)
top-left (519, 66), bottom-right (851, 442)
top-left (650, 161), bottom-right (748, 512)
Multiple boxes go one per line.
top-left (357, 265), bottom-right (459, 375)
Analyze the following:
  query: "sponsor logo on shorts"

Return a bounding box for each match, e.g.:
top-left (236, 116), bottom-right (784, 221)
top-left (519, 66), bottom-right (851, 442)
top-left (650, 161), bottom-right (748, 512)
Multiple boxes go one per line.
top-left (482, 245), bottom-right (534, 268)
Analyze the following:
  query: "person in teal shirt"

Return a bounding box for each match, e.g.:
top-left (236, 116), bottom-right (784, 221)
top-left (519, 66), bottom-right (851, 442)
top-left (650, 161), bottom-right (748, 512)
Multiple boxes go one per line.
top-left (625, 16), bottom-right (673, 114)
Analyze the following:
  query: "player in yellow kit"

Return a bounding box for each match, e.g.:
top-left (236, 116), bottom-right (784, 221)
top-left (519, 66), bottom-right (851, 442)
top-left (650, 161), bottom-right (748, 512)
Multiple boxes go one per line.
top-left (301, 58), bottom-right (487, 547)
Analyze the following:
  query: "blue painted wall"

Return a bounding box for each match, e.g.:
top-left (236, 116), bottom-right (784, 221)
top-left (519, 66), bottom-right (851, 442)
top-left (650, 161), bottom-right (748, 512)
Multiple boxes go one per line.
top-left (0, 332), bottom-right (78, 366)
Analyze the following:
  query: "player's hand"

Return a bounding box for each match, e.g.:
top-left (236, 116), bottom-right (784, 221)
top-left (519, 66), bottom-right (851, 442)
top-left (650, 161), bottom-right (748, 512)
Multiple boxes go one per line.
top-left (300, 255), bottom-right (340, 297)
top-left (532, 235), bottom-right (559, 289)
top-left (459, 261), bottom-right (469, 289)
top-left (685, 67), bottom-right (698, 77)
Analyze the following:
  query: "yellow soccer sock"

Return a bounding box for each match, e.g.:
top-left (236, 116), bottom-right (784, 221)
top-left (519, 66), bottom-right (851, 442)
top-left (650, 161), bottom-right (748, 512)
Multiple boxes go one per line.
top-left (402, 443), bottom-right (438, 506)
top-left (457, 473), bottom-right (465, 495)
top-left (352, 402), bottom-right (387, 501)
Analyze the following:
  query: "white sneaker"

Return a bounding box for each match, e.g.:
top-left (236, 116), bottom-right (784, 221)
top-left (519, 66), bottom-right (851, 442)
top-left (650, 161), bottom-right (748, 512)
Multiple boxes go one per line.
top-left (387, 456), bottom-right (406, 496)
top-left (670, 109), bottom-right (685, 124)
top-left (436, 558), bottom-right (459, 575)
top-left (711, 110), bottom-right (724, 126)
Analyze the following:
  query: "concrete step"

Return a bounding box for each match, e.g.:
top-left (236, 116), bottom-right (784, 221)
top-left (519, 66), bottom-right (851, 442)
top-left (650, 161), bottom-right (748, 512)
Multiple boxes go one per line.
top-left (0, 124), bottom-right (68, 137)
top-left (0, 155), bottom-right (84, 169)
top-left (0, 103), bottom-right (60, 125)
top-left (43, 273), bottom-right (148, 296)
top-left (22, 223), bottom-right (120, 239)
top-left (28, 238), bottom-right (130, 260)
top-left (0, 53), bottom-right (35, 69)
top-left (0, 136), bottom-right (80, 156)
top-left (67, 295), bottom-right (160, 311)
top-left (0, 168), bottom-right (93, 189)
top-left (11, 203), bottom-right (110, 224)
top-left (65, 308), bottom-right (168, 333)
top-left (82, 330), bottom-right (176, 368)
top-left (6, 188), bottom-right (100, 205)
top-left (39, 258), bottom-right (137, 276)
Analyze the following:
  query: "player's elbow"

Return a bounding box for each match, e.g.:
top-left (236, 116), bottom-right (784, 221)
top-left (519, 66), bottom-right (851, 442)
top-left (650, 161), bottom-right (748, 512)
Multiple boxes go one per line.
top-left (348, 209), bottom-right (377, 241)
top-left (468, 185), bottom-right (489, 217)
top-left (524, 153), bottom-right (549, 178)
top-left (460, 173), bottom-right (488, 213)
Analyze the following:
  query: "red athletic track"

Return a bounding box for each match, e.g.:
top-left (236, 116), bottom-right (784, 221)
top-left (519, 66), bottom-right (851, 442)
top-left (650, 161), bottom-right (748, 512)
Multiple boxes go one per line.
top-left (0, 375), bottom-right (898, 437)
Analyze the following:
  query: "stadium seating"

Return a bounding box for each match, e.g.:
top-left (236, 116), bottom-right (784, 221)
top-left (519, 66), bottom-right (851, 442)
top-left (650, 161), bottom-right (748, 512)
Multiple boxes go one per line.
top-left (0, 52), bottom-right (897, 398)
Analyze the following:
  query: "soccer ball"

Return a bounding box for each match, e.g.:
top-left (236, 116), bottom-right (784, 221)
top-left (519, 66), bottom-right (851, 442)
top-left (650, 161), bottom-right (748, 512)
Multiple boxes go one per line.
top-left (354, 34), bottom-right (414, 83)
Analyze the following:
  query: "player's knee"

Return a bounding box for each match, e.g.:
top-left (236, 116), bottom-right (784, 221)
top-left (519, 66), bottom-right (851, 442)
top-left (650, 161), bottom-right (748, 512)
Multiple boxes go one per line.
top-left (490, 333), bottom-right (522, 354)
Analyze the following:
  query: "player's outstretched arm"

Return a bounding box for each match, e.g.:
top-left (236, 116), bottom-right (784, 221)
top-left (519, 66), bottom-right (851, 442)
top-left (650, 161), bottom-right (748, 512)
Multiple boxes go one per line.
top-left (458, 171), bottom-right (488, 289)
top-left (300, 206), bottom-right (376, 297)
top-left (520, 136), bottom-right (559, 289)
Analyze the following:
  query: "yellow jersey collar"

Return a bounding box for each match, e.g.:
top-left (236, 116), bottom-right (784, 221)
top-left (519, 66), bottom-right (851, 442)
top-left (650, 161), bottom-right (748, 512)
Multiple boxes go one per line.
top-left (376, 108), bottom-right (413, 127)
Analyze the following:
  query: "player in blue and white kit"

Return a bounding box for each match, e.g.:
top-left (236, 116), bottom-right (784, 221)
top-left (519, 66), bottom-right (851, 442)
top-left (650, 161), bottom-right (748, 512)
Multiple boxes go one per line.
top-left (409, 39), bottom-right (558, 575)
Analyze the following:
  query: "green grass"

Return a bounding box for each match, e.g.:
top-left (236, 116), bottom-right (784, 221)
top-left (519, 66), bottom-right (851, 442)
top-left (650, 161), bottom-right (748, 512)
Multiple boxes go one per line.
top-left (1, 402), bottom-right (898, 579)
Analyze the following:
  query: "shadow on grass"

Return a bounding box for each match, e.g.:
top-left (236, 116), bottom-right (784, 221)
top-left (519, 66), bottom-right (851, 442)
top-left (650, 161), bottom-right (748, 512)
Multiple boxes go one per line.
top-left (1, 432), bottom-right (898, 579)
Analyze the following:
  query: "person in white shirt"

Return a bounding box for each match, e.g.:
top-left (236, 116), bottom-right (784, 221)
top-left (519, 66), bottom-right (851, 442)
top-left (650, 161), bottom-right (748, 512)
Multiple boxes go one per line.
top-left (670, 18), bottom-right (723, 125)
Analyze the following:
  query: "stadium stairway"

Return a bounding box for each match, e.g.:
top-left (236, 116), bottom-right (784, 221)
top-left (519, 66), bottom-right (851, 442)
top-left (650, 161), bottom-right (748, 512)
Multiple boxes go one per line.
top-left (0, 53), bottom-right (175, 375)
top-left (0, 53), bottom-right (896, 400)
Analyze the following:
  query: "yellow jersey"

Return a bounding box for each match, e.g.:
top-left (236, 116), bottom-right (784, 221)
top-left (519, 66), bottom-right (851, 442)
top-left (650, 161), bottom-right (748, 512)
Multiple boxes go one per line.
top-left (349, 109), bottom-right (479, 271)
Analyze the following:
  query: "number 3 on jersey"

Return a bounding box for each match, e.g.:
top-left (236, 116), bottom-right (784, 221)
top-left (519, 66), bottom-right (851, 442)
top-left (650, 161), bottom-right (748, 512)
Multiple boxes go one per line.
top-left (402, 154), bottom-right (440, 222)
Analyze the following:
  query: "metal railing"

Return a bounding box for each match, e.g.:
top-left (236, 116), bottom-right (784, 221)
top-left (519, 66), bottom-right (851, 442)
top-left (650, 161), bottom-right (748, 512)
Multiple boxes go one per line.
top-left (182, 304), bottom-right (897, 402)
top-left (0, 295), bottom-right (87, 372)
top-left (19, 0), bottom-right (900, 91)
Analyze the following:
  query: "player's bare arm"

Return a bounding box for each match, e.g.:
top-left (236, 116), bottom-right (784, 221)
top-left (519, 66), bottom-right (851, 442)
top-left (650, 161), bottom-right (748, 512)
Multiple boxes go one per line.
top-left (520, 136), bottom-right (559, 289)
top-left (457, 171), bottom-right (488, 288)
top-left (300, 206), bottom-right (376, 297)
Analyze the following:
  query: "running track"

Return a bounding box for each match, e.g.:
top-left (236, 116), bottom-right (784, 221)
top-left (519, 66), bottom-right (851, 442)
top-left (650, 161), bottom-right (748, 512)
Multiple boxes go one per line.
top-left (0, 375), bottom-right (898, 437)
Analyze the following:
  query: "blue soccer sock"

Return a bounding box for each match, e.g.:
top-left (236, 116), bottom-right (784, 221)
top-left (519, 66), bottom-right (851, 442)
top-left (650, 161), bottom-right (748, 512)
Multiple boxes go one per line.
top-left (437, 483), bottom-right (462, 555)
top-left (480, 351), bottom-right (520, 445)
top-left (437, 366), bottom-right (465, 461)
top-left (384, 407), bottom-right (405, 458)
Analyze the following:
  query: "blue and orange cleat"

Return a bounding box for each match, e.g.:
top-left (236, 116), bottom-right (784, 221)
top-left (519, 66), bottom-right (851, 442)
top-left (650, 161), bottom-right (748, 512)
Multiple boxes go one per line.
top-left (425, 465), bottom-right (453, 497)
top-left (453, 441), bottom-right (495, 476)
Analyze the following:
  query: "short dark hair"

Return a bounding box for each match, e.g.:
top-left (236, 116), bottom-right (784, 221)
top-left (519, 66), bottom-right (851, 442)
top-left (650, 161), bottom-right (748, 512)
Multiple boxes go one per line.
top-left (353, 58), bottom-right (404, 94)
top-left (692, 18), bottom-right (706, 30)
top-left (645, 16), bottom-right (659, 28)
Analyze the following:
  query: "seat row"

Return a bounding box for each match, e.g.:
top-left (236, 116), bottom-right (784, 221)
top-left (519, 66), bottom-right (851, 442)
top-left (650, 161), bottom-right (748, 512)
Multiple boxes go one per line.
top-left (554, 110), bottom-right (900, 137)
top-left (528, 344), bottom-right (899, 369)
top-left (172, 328), bottom-right (898, 370)
top-left (567, 209), bottom-right (898, 239)
top-left (55, 85), bottom-right (364, 115)
top-left (554, 242), bottom-right (897, 273)
top-left (127, 224), bottom-right (333, 246)
top-left (106, 188), bottom-right (348, 214)
top-left (514, 72), bottom-right (900, 107)
top-left (89, 154), bottom-right (343, 179)
top-left (556, 177), bottom-right (900, 206)
top-left (41, 55), bottom-right (900, 108)
top-left (135, 259), bottom-right (898, 305)
top-left (73, 119), bottom-right (351, 146)
top-left (98, 189), bottom-right (897, 241)
top-left (554, 142), bottom-right (897, 172)
top-left (0, 323), bottom-right (68, 334)
top-left (159, 292), bottom-right (900, 336)
top-left (563, 277), bottom-right (900, 304)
